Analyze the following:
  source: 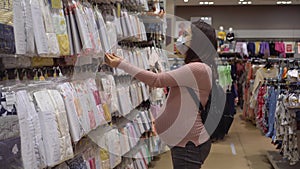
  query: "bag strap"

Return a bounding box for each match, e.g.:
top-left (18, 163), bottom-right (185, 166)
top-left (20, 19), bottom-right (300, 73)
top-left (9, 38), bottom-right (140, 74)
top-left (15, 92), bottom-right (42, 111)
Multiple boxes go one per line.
top-left (186, 87), bottom-right (204, 112)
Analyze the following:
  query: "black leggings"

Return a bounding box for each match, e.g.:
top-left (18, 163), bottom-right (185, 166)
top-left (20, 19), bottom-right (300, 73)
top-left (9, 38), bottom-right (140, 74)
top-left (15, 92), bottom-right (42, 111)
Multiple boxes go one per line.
top-left (171, 140), bottom-right (211, 169)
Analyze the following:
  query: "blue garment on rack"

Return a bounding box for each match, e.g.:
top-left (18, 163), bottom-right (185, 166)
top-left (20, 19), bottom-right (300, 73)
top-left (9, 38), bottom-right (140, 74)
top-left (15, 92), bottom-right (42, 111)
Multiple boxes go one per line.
top-left (265, 87), bottom-right (278, 138)
top-left (247, 42), bottom-right (256, 57)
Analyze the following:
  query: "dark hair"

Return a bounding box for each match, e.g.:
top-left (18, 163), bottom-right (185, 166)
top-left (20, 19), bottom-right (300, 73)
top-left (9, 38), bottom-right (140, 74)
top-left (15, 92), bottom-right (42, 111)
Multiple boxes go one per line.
top-left (184, 20), bottom-right (218, 80)
top-left (184, 20), bottom-right (217, 64)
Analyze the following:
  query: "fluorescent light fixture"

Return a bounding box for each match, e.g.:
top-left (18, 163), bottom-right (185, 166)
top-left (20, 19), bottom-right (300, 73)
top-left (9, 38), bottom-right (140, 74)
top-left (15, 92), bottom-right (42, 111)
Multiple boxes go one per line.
top-left (199, 1), bottom-right (214, 5)
top-left (183, 0), bottom-right (188, 2)
top-left (239, 0), bottom-right (252, 5)
top-left (277, 1), bottom-right (293, 4)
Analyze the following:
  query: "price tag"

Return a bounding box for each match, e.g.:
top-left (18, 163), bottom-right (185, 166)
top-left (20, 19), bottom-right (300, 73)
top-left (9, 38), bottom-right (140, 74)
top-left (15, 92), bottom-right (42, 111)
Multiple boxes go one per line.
top-left (51, 0), bottom-right (63, 9)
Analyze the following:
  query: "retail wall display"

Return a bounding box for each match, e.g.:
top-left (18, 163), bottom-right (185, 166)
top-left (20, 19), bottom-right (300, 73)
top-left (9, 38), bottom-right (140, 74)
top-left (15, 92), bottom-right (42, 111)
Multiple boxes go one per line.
top-left (12, 0), bottom-right (149, 58)
top-left (1, 0), bottom-right (168, 168)
top-left (0, 61), bottom-right (164, 168)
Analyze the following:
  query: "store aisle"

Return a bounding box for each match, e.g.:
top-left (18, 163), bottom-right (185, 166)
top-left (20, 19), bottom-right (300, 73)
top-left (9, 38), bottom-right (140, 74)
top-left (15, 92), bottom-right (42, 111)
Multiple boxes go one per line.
top-left (151, 112), bottom-right (276, 169)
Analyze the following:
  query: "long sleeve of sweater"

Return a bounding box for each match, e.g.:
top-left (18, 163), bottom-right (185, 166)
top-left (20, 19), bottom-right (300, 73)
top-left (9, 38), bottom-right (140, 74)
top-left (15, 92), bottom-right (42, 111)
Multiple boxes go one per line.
top-left (118, 60), bottom-right (211, 89)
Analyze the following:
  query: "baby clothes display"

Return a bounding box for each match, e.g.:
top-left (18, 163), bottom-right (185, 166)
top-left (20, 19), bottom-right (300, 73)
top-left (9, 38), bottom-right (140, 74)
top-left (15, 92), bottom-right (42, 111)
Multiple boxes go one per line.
top-left (12, 0), bottom-right (148, 59)
top-left (33, 89), bottom-right (74, 167)
top-left (2, 0), bottom-right (167, 168)
top-left (16, 90), bottom-right (47, 169)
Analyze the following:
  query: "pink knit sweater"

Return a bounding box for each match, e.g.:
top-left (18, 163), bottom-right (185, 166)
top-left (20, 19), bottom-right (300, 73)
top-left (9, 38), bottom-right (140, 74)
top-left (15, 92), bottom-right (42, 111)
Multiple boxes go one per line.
top-left (118, 60), bottom-right (212, 147)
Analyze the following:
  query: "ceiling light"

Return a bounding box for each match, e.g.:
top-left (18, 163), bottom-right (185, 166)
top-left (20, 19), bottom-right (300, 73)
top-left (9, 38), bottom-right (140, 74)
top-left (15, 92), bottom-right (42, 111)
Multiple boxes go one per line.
top-left (242, 1), bottom-right (247, 4)
top-left (248, 1), bottom-right (252, 4)
top-left (183, 0), bottom-right (188, 2)
top-left (238, 1), bottom-right (242, 4)
top-left (240, 0), bottom-right (244, 1)
top-left (276, 1), bottom-right (293, 4)
top-left (199, 1), bottom-right (214, 5)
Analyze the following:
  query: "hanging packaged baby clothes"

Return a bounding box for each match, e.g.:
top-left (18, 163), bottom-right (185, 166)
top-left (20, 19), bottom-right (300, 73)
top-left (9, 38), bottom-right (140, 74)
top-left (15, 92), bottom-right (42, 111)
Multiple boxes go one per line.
top-left (51, 1), bottom-right (71, 56)
top-left (84, 78), bottom-right (106, 126)
top-left (71, 81), bottom-right (94, 133)
top-left (30, 0), bottom-right (49, 55)
top-left (33, 89), bottom-right (73, 167)
top-left (106, 21), bottom-right (118, 53)
top-left (39, 0), bottom-right (60, 57)
top-left (57, 82), bottom-right (85, 142)
top-left (13, 0), bottom-right (26, 54)
top-left (82, 2), bottom-right (102, 55)
top-left (94, 6), bottom-right (110, 53)
top-left (16, 90), bottom-right (47, 169)
top-left (68, 2), bottom-right (82, 55)
top-left (112, 7), bottom-right (123, 39)
top-left (73, 1), bottom-right (93, 53)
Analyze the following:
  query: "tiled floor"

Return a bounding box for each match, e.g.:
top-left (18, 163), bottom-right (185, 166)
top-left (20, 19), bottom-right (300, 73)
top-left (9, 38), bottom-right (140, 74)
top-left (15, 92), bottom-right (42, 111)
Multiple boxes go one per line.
top-left (151, 112), bottom-right (277, 169)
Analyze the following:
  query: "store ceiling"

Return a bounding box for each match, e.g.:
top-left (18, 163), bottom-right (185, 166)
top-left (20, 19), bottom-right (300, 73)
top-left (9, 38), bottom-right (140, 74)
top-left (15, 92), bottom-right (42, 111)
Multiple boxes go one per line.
top-left (175, 0), bottom-right (300, 6)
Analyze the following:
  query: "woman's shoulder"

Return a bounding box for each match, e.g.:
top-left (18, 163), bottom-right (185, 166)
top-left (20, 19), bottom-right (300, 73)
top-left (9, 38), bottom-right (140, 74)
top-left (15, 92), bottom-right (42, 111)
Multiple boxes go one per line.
top-left (187, 62), bottom-right (210, 69)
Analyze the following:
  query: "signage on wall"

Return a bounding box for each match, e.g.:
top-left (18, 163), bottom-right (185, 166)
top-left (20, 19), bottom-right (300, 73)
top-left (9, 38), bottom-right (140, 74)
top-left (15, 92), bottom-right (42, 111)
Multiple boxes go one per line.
top-left (191, 17), bottom-right (212, 25)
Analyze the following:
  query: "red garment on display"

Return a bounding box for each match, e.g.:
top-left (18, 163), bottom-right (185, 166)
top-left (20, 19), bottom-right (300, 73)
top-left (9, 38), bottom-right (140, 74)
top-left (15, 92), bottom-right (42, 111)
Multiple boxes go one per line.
top-left (256, 86), bottom-right (268, 133)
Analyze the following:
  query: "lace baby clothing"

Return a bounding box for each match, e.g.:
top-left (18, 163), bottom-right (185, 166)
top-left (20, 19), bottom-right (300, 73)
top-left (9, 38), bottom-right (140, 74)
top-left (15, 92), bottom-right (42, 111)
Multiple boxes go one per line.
top-left (33, 90), bottom-right (73, 167)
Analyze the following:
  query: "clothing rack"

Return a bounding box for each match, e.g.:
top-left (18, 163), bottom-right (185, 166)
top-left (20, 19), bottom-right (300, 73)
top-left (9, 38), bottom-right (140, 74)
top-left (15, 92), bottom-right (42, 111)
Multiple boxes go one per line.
top-left (235, 38), bottom-right (300, 42)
